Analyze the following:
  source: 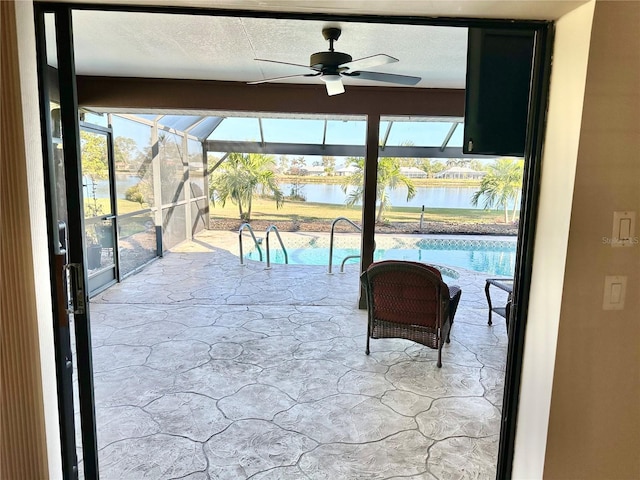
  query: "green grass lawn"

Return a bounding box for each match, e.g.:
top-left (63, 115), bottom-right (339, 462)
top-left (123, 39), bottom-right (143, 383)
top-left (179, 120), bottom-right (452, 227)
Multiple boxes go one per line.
top-left (90, 195), bottom-right (506, 226)
top-left (85, 198), bottom-right (150, 217)
top-left (210, 196), bottom-right (506, 224)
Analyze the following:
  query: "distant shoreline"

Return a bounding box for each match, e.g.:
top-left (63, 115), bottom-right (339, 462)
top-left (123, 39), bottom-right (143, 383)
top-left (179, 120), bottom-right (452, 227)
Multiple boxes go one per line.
top-left (275, 175), bottom-right (482, 187)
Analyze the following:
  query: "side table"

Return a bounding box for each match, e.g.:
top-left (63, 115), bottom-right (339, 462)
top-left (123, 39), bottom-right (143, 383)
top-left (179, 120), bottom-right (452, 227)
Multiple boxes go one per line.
top-left (485, 278), bottom-right (514, 330)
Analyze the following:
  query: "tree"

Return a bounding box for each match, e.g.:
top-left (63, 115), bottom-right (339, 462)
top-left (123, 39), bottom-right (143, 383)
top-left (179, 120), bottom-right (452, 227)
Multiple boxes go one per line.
top-left (446, 158), bottom-right (471, 168)
top-left (209, 152), bottom-right (283, 221)
top-left (471, 158), bottom-right (524, 223)
top-left (469, 159), bottom-right (486, 172)
top-left (113, 136), bottom-right (138, 171)
top-left (322, 156), bottom-right (336, 176)
top-left (157, 133), bottom-right (186, 206)
top-left (278, 155), bottom-right (289, 173)
top-left (341, 156), bottom-right (416, 223)
top-left (113, 136), bottom-right (153, 208)
top-left (432, 161), bottom-right (446, 176)
top-left (80, 130), bottom-right (109, 217)
top-left (129, 148), bottom-right (155, 207)
top-left (81, 130), bottom-right (108, 181)
top-left (288, 156), bottom-right (306, 176)
top-left (418, 158), bottom-right (446, 178)
top-left (287, 156), bottom-right (306, 199)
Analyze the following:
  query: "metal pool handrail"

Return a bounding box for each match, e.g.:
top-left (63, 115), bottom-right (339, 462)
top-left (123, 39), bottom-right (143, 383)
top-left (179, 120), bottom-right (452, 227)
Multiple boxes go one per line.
top-left (265, 225), bottom-right (288, 269)
top-left (340, 255), bottom-right (361, 273)
top-left (328, 217), bottom-right (362, 274)
top-left (238, 223), bottom-right (262, 265)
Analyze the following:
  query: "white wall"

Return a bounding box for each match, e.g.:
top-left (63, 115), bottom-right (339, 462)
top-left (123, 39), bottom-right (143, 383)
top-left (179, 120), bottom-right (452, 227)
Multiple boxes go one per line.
top-left (511, 1), bottom-right (595, 478)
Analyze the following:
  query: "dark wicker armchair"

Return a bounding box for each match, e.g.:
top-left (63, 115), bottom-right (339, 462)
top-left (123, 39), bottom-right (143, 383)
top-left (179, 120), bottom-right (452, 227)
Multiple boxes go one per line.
top-left (360, 261), bottom-right (462, 367)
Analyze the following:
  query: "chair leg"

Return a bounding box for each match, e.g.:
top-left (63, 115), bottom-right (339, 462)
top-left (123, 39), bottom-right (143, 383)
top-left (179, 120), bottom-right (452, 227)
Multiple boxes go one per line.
top-left (449, 288), bottom-right (462, 322)
top-left (485, 281), bottom-right (493, 326)
top-left (365, 319), bottom-right (371, 355)
top-left (447, 287), bottom-right (461, 344)
top-left (437, 343), bottom-right (442, 368)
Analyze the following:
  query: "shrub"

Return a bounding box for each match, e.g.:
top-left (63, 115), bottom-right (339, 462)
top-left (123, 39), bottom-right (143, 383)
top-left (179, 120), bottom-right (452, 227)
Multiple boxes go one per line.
top-left (125, 184), bottom-right (146, 207)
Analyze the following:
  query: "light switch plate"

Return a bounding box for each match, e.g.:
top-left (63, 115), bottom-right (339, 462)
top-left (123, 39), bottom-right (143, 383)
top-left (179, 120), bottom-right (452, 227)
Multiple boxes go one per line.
top-left (603, 275), bottom-right (627, 310)
top-left (612, 211), bottom-right (636, 247)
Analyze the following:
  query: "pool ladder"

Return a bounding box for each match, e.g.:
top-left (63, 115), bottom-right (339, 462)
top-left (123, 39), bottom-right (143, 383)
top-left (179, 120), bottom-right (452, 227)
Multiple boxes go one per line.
top-left (328, 217), bottom-right (362, 274)
top-left (238, 223), bottom-right (288, 269)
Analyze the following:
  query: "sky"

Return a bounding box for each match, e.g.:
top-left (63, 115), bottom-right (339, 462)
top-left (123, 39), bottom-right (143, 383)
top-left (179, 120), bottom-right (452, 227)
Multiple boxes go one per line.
top-left (88, 112), bottom-right (490, 169)
top-left (207, 116), bottom-right (467, 168)
top-left (208, 117), bottom-right (464, 148)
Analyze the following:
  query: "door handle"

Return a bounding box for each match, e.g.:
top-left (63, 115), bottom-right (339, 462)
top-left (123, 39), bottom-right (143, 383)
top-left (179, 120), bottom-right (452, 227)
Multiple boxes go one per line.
top-left (101, 215), bottom-right (116, 221)
top-left (66, 263), bottom-right (86, 315)
top-left (55, 254), bottom-right (70, 327)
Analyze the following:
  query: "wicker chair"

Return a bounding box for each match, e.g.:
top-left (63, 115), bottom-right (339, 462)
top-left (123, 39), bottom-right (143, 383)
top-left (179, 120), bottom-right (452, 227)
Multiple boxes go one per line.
top-left (360, 260), bottom-right (462, 367)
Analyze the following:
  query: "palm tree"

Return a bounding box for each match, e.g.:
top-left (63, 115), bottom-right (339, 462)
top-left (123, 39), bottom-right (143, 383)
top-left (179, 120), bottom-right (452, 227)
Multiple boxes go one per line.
top-left (209, 152), bottom-right (283, 221)
top-left (471, 158), bottom-right (524, 223)
top-left (446, 158), bottom-right (471, 168)
top-left (342, 156), bottom-right (416, 223)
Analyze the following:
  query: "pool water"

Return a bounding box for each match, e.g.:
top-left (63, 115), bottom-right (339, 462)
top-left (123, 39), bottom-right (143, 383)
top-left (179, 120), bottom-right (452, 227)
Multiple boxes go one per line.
top-left (246, 237), bottom-right (516, 277)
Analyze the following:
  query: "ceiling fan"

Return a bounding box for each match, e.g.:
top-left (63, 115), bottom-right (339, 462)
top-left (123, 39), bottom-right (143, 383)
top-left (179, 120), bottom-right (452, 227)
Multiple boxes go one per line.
top-left (248, 27), bottom-right (421, 96)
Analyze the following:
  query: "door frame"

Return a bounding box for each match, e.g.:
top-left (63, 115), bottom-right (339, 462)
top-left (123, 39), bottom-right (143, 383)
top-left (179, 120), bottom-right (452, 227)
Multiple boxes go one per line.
top-left (33, 9), bottom-right (79, 477)
top-left (34, 4), bottom-right (554, 479)
top-left (79, 122), bottom-right (121, 295)
top-left (34, 5), bottom-right (100, 478)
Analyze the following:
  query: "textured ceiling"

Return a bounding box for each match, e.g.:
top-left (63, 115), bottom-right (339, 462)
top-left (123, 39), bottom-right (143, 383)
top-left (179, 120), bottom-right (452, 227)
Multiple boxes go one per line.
top-left (46, 1), bottom-right (588, 90)
top-left (67, 12), bottom-right (469, 88)
top-left (48, 0), bottom-right (589, 20)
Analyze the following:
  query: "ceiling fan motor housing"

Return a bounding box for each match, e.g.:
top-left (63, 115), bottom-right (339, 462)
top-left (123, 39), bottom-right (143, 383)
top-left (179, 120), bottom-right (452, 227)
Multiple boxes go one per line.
top-left (310, 51), bottom-right (352, 72)
top-left (322, 27), bottom-right (342, 41)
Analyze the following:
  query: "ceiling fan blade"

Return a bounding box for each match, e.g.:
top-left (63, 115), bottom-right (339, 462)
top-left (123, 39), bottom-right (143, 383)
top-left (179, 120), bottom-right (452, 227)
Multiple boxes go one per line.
top-left (254, 58), bottom-right (312, 70)
top-left (339, 54), bottom-right (398, 71)
top-left (248, 72), bottom-right (321, 85)
top-left (344, 70), bottom-right (421, 86)
top-left (324, 77), bottom-right (345, 96)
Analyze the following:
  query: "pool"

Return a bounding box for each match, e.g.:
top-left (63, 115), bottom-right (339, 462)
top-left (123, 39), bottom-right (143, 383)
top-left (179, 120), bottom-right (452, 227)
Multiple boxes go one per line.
top-left (245, 236), bottom-right (517, 277)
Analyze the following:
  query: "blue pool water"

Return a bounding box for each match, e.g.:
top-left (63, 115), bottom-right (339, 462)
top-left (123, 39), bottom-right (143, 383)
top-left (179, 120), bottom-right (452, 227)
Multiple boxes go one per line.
top-left (246, 237), bottom-right (516, 277)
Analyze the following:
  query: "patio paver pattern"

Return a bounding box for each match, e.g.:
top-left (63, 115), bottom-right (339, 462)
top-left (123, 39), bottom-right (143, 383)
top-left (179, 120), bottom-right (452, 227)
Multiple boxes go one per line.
top-left (87, 231), bottom-right (509, 479)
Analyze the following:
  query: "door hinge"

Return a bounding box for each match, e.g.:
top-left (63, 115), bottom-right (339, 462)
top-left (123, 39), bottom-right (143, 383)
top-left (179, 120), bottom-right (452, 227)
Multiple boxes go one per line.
top-left (66, 263), bottom-right (86, 315)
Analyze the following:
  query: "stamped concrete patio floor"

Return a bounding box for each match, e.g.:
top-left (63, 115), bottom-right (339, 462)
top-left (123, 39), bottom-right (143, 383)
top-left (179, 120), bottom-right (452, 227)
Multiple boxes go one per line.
top-left (88, 231), bottom-right (509, 479)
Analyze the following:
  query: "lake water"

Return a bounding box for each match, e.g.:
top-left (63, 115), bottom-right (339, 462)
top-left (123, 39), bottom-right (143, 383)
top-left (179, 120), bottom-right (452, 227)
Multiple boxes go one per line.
top-left (84, 174), bottom-right (143, 200)
top-left (88, 177), bottom-right (512, 211)
top-left (281, 183), bottom-right (505, 210)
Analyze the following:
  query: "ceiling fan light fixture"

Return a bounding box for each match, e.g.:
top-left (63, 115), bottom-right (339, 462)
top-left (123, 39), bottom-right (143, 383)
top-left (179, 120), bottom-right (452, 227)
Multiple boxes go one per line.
top-left (321, 74), bottom-right (345, 96)
top-left (320, 74), bottom-right (341, 83)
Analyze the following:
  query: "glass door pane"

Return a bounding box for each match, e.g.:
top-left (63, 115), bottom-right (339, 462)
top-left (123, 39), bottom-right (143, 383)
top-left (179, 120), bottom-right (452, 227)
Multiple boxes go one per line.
top-left (81, 127), bottom-right (118, 294)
